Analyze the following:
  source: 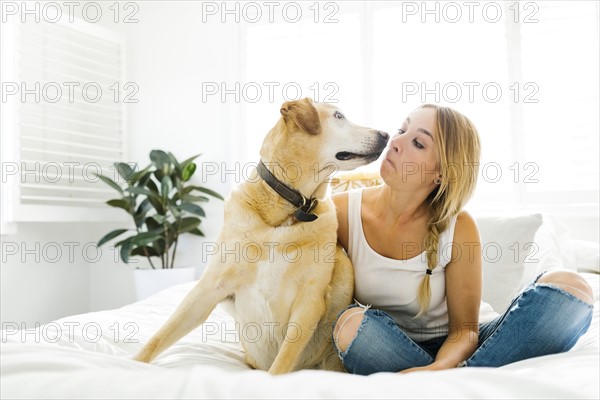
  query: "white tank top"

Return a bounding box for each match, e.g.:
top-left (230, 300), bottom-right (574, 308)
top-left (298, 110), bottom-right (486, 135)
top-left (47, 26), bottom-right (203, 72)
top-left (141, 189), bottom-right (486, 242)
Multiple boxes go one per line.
top-left (347, 188), bottom-right (498, 342)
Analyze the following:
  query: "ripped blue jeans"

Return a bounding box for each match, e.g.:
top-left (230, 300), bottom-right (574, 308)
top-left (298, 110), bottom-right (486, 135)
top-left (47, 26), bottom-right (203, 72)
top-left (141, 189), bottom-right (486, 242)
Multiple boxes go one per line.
top-left (332, 270), bottom-right (594, 375)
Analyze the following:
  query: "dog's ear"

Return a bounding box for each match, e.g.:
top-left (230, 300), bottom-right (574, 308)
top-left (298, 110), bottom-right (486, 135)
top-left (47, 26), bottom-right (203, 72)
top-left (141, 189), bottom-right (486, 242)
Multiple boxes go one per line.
top-left (280, 98), bottom-right (321, 135)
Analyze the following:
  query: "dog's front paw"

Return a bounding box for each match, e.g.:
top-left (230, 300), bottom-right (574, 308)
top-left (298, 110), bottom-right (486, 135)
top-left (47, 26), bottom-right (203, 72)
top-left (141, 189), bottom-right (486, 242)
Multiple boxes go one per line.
top-left (132, 351), bottom-right (152, 363)
top-left (268, 366), bottom-right (286, 375)
top-left (268, 359), bottom-right (295, 375)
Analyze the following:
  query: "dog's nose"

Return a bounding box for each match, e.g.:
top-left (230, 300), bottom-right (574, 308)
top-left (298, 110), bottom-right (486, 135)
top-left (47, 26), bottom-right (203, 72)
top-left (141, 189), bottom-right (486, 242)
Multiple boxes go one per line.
top-left (377, 131), bottom-right (389, 140)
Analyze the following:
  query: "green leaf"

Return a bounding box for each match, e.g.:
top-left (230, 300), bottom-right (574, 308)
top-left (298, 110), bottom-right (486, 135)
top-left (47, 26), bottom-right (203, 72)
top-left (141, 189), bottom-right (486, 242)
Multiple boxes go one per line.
top-left (97, 229), bottom-right (128, 247)
top-left (146, 217), bottom-right (174, 248)
top-left (165, 231), bottom-right (176, 249)
top-left (134, 215), bottom-right (144, 229)
top-left (168, 152), bottom-right (180, 165)
top-left (106, 199), bottom-right (132, 213)
top-left (120, 241), bottom-right (133, 263)
top-left (134, 198), bottom-right (153, 227)
top-left (145, 176), bottom-right (159, 194)
top-left (115, 162), bottom-right (135, 182)
top-left (130, 167), bottom-right (153, 185)
top-left (179, 202), bottom-right (205, 217)
top-left (189, 228), bottom-right (205, 237)
top-left (181, 163), bottom-right (196, 181)
top-left (161, 176), bottom-right (172, 203)
top-left (136, 198), bottom-right (153, 215)
top-left (127, 186), bottom-right (157, 198)
top-left (150, 150), bottom-right (170, 167)
top-left (151, 150), bottom-right (171, 178)
top-left (95, 174), bottom-right (123, 194)
top-left (176, 217), bottom-right (201, 233)
top-left (116, 230), bottom-right (159, 246)
top-left (153, 169), bottom-right (165, 182)
top-left (168, 152), bottom-right (181, 173)
top-left (180, 186), bottom-right (195, 195)
top-left (153, 214), bottom-right (168, 224)
top-left (180, 153), bottom-right (201, 168)
top-left (150, 198), bottom-right (165, 215)
top-left (138, 178), bottom-right (164, 214)
top-left (171, 170), bottom-right (181, 191)
top-left (129, 231), bottom-right (163, 247)
top-left (131, 246), bottom-right (159, 257)
top-left (145, 216), bottom-right (161, 231)
top-left (183, 194), bottom-right (209, 202)
top-left (187, 186), bottom-right (224, 200)
top-left (174, 179), bottom-right (183, 197)
top-left (168, 203), bottom-right (181, 219)
top-left (147, 221), bottom-right (175, 252)
top-left (127, 187), bottom-right (163, 209)
top-left (153, 237), bottom-right (166, 256)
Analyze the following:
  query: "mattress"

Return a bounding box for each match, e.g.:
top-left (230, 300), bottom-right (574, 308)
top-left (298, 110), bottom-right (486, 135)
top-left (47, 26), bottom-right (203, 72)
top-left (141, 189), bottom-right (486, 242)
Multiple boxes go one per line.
top-left (1, 273), bottom-right (598, 399)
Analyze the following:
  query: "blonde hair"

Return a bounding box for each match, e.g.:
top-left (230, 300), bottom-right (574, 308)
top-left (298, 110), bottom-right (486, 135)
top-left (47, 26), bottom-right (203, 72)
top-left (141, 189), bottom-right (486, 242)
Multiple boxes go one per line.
top-left (414, 104), bottom-right (481, 318)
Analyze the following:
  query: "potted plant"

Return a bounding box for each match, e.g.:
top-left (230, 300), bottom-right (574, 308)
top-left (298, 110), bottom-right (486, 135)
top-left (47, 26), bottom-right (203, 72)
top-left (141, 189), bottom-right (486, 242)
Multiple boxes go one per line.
top-left (95, 149), bottom-right (223, 300)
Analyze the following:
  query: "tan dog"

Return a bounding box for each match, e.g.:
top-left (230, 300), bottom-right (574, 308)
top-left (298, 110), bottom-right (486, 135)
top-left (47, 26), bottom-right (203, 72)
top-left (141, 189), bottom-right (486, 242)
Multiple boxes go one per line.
top-left (134, 98), bottom-right (389, 374)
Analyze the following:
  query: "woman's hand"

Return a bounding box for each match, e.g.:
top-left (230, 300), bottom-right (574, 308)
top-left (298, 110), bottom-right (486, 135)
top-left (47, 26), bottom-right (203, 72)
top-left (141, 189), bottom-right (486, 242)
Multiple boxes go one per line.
top-left (399, 363), bottom-right (449, 374)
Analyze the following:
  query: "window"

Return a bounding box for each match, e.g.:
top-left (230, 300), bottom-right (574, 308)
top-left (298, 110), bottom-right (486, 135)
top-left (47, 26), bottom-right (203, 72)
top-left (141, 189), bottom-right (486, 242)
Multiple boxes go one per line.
top-left (371, 3), bottom-right (512, 207)
top-left (242, 1), bottom-right (599, 213)
top-left (1, 18), bottom-right (128, 223)
top-left (520, 1), bottom-right (599, 202)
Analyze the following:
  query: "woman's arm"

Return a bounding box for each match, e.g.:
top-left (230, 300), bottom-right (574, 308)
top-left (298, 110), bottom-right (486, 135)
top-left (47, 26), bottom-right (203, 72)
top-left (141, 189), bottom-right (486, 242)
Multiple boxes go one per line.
top-left (401, 211), bottom-right (482, 373)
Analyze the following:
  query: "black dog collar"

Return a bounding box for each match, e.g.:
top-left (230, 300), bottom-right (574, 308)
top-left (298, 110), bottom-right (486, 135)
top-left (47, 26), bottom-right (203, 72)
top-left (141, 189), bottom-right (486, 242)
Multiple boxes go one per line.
top-left (257, 160), bottom-right (318, 222)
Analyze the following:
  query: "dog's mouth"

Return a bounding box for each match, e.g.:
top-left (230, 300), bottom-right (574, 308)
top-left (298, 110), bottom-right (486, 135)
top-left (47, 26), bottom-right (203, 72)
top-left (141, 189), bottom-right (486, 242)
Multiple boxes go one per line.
top-left (335, 151), bottom-right (384, 164)
top-left (335, 151), bottom-right (366, 161)
top-left (336, 146), bottom-right (387, 162)
top-left (335, 134), bottom-right (389, 162)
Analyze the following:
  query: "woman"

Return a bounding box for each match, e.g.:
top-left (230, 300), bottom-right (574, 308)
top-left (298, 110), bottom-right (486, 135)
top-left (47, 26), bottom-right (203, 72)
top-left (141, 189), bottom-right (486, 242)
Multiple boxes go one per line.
top-left (331, 104), bottom-right (594, 375)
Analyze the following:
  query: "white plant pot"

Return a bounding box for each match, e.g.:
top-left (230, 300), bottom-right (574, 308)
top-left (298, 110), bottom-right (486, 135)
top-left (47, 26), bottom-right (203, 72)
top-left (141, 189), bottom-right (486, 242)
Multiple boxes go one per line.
top-left (133, 266), bottom-right (196, 301)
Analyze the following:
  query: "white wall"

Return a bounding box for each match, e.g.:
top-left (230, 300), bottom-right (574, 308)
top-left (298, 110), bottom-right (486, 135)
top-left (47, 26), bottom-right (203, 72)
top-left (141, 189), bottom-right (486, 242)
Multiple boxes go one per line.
top-left (1, 223), bottom-right (92, 327)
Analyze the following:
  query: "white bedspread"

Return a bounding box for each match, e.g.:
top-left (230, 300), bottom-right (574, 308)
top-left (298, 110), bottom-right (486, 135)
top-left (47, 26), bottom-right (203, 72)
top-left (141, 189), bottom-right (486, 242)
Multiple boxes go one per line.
top-left (2, 273), bottom-right (599, 399)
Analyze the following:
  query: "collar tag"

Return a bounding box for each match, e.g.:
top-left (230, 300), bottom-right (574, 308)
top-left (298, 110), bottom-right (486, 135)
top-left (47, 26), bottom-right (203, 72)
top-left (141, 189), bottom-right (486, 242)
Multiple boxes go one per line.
top-left (295, 199), bottom-right (318, 222)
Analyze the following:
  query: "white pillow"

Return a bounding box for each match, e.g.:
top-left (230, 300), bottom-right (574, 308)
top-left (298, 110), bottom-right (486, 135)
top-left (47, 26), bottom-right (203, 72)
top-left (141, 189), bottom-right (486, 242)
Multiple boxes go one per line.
top-left (474, 213), bottom-right (543, 313)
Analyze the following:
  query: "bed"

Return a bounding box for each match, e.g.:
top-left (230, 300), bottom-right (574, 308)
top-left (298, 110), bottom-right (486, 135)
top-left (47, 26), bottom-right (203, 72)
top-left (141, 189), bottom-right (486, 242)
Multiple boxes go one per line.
top-left (1, 209), bottom-right (599, 399)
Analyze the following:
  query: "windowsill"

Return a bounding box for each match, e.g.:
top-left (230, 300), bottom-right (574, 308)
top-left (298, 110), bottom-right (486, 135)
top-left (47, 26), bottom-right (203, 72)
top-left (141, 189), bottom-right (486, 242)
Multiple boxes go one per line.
top-left (0, 222), bottom-right (18, 236)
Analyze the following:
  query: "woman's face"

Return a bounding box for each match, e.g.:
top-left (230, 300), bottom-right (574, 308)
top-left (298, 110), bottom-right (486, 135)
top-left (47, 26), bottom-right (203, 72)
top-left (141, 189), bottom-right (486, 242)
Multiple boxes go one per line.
top-left (380, 106), bottom-right (441, 190)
